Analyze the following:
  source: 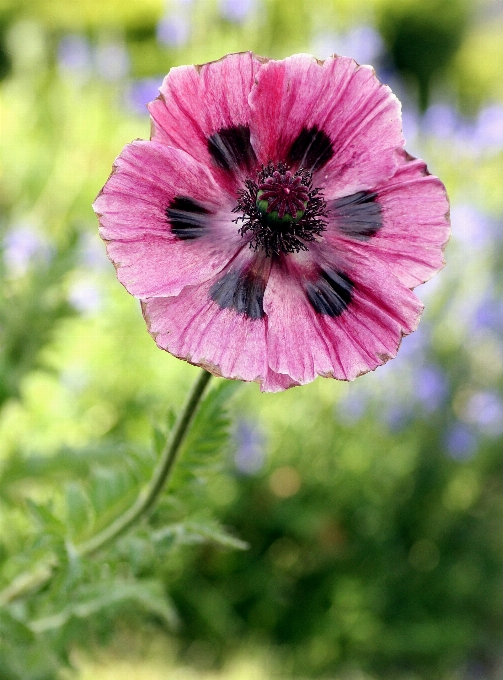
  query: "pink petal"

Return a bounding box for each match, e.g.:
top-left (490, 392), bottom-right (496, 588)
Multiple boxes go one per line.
top-left (324, 150), bottom-right (450, 289)
top-left (93, 140), bottom-right (243, 297)
top-left (148, 52), bottom-right (266, 192)
top-left (372, 151), bottom-right (450, 287)
top-left (141, 278), bottom-right (269, 385)
top-left (249, 54), bottom-right (403, 197)
top-left (263, 251), bottom-right (423, 385)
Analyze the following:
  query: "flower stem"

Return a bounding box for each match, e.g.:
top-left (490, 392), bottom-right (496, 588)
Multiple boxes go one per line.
top-left (78, 367), bottom-right (212, 556)
top-left (0, 368), bottom-right (212, 605)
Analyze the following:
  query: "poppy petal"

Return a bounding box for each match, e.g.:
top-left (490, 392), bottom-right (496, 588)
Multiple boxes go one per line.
top-left (93, 140), bottom-right (243, 297)
top-left (148, 52), bottom-right (265, 191)
top-left (249, 54), bottom-right (403, 196)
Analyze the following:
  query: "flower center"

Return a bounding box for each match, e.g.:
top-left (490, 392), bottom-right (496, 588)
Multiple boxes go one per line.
top-left (233, 162), bottom-right (328, 256)
top-left (256, 170), bottom-right (309, 225)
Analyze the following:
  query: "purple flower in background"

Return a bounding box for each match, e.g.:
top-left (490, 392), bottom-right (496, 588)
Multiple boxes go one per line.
top-left (79, 232), bottom-right (110, 271)
top-left (465, 391), bottom-right (503, 437)
top-left (2, 226), bottom-right (51, 276)
top-left (157, 14), bottom-right (190, 47)
top-left (95, 41), bottom-right (130, 81)
top-left (57, 34), bottom-right (92, 78)
top-left (401, 108), bottom-right (420, 147)
top-left (398, 322), bottom-right (430, 361)
top-left (473, 296), bottom-right (503, 334)
top-left (474, 103), bottom-right (503, 152)
top-left (450, 204), bottom-right (492, 248)
top-left (311, 26), bottom-right (383, 66)
top-left (126, 78), bottom-right (163, 116)
top-left (445, 423), bottom-right (477, 461)
top-left (422, 103), bottom-right (458, 139)
top-left (337, 389), bottom-right (367, 424)
top-left (68, 279), bottom-right (102, 315)
top-left (415, 365), bottom-right (448, 412)
top-left (220, 0), bottom-right (256, 23)
top-left (234, 421), bottom-right (265, 474)
top-left (384, 403), bottom-right (412, 432)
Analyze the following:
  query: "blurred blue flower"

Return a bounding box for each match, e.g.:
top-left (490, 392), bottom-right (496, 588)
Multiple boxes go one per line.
top-left (2, 225), bottom-right (51, 276)
top-left (311, 26), bottom-right (383, 66)
top-left (450, 203), bottom-right (493, 248)
top-left (337, 388), bottom-right (367, 424)
top-left (219, 0), bottom-right (256, 23)
top-left (398, 322), bottom-right (430, 361)
top-left (78, 232), bottom-right (110, 271)
top-left (402, 108), bottom-right (420, 147)
top-left (465, 390), bottom-right (503, 437)
top-left (95, 41), bottom-right (130, 81)
top-left (57, 34), bottom-right (92, 79)
top-left (157, 13), bottom-right (190, 47)
top-left (384, 403), bottom-right (412, 432)
top-left (68, 279), bottom-right (102, 315)
top-left (445, 423), bottom-right (478, 460)
top-left (422, 103), bottom-right (458, 139)
top-left (234, 420), bottom-right (265, 475)
top-left (415, 365), bottom-right (449, 413)
top-left (474, 103), bottom-right (503, 152)
top-left (473, 296), bottom-right (503, 334)
top-left (125, 78), bottom-right (162, 116)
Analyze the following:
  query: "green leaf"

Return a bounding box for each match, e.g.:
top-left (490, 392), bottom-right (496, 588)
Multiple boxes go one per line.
top-left (65, 482), bottom-right (93, 537)
top-left (25, 499), bottom-right (66, 536)
top-left (153, 519), bottom-right (249, 551)
top-left (29, 579), bottom-right (179, 634)
top-left (172, 380), bottom-right (240, 489)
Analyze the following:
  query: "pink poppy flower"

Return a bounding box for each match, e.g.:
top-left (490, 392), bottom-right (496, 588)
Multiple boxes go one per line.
top-left (93, 52), bottom-right (450, 392)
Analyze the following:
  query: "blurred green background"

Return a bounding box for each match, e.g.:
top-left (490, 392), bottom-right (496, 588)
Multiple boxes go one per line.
top-left (1, 0), bottom-right (503, 678)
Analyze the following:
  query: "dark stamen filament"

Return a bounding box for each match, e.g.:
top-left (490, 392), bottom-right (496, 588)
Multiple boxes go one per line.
top-left (233, 162), bottom-right (328, 257)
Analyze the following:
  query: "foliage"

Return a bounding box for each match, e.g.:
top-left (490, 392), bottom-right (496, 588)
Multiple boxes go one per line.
top-left (0, 381), bottom-right (243, 680)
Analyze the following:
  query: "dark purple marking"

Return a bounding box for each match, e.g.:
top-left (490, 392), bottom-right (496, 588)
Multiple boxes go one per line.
top-left (306, 269), bottom-right (354, 317)
top-left (166, 196), bottom-right (210, 240)
top-left (287, 126), bottom-right (334, 172)
top-left (208, 124), bottom-right (257, 173)
top-left (210, 268), bottom-right (266, 319)
top-left (331, 191), bottom-right (382, 240)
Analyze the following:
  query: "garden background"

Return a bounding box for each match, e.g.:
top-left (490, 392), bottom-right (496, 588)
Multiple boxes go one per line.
top-left (1, 0), bottom-right (503, 678)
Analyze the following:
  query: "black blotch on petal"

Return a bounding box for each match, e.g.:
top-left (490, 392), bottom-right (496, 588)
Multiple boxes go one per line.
top-left (210, 269), bottom-right (266, 319)
top-left (332, 191), bottom-right (382, 241)
top-left (166, 196), bottom-right (210, 240)
top-left (208, 124), bottom-right (257, 173)
top-left (287, 126), bottom-right (334, 172)
top-left (306, 269), bottom-right (354, 317)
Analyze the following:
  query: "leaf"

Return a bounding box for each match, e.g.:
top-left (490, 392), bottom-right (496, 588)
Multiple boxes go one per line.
top-left (0, 442), bottom-right (144, 494)
top-left (25, 499), bottom-right (66, 537)
top-left (65, 482), bottom-right (93, 537)
top-left (153, 519), bottom-right (249, 551)
top-left (29, 579), bottom-right (179, 634)
top-left (0, 608), bottom-right (35, 645)
top-left (172, 380), bottom-right (241, 489)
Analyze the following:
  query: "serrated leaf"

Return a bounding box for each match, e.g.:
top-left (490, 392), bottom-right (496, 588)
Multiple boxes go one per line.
top-left (65, 482), bottom-right (93, 537)
top-left (0, 608), bottom-right (35, 644)
top-left (29, 579), bottom-right (179, 633)
top-left (153, 519), bottom-right (249, 551)
top-left (172, 380), bottom-right (240, 489)
top-left (25, 499), bottom-right (66, 536)
top-left (0, 442), bottom-right (144, 494)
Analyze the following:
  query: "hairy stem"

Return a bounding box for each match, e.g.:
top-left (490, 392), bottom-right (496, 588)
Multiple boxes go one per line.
top-left (0, 368), bottom-right (212, 605)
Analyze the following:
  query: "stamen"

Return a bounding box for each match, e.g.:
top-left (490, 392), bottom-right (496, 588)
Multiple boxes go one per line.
top-left (233, 162), bottom-right (328, 257)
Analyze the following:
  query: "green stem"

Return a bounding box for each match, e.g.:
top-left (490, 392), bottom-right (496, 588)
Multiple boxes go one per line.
top-left (78, 367), bottom-right (212, 556)
top-left (0, 368), bottom-right (212, 605)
